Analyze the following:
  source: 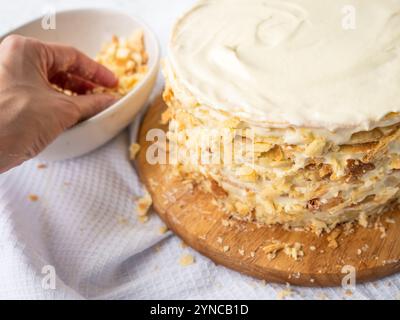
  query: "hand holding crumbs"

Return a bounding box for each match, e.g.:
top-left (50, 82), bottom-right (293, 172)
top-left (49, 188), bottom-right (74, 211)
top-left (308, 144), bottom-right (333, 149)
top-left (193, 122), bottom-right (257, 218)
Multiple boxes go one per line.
top-left (0, 35), bottom-right (118, 173)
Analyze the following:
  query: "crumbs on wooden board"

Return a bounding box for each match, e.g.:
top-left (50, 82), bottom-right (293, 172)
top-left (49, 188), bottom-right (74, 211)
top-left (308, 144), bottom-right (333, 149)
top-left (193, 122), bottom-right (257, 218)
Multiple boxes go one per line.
top-left (262, 241), bottom-right (285, 261)
top-left (262, 241), bottom-right (304, 261)
top-left (327, 229), bottom-right (341, 249)
top-left (385, 217), bottom-right (396, 224)
top-left (283, 242), bottom-right (304, 261)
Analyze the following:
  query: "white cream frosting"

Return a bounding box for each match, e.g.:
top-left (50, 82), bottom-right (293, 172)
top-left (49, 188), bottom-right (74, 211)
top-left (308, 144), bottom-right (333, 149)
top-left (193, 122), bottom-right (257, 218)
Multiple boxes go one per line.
top-left (168, 0), bottom-right (400, 132)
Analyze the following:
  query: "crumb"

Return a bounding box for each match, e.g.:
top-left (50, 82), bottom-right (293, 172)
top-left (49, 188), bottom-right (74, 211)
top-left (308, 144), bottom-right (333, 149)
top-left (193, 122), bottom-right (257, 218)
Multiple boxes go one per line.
top-left (138, 215), bottom-right (149, 223)
top-left (180, 241), bottom-right (188, 249)
top-left (277, 284), bottom-right (293, 300)
top-left (262, 241), bottom-right (304, 261)
top-left (344, 289), bottom-right (353, 297)
top-left (135, 190), bottom-right (152, 216)
top-left (28, 194), bottom-right (39, 202)
top-left (250, 251), bottom-right (256, 258)
top-left (262, 241), bottom-right (285, 261)
top-left (383, 258), bottom-right (400, 266)
top-left (373, 218), bottom-right (387, 238)
top-left (327, 229), bottom-right (341, 249)
top-left (385, 218), bottom-right (396, 224)
top-left (159, 225), bottom-right (168, 234)
top-left (221, 219), bottom-right (231, 227)
top-left (343, 222), bottom-right (355, 235)
top-left (284, 242), bottom-right (304, 261)
top-left (216, 237), bottom-right (223, 244)
top-left (309, 246), bottom-right (316, 251)
top-left (361, 244), bottom-right (369, 252)
top-left (266, 253), bottom-right (277, 261)
top-left (289, 272), bottom-right (301, 280)
top-left (37, 163), bottom-right (47, 169)
top-left (310, 278), bottom-right (315, 283)
top-left (52, 85), bottom-right (78, 96)
top-left (160, 108), bottom-right (172, 125)
top-left (379, 226), bottom-right (387, 239)
top-left (179, 254), bottom-right (195, 267)
top-left (358, 212), bottom-right (369, 228)
top-left (129, 143), bottom-right (141, 160)
top-left (238, 249), bottom-right (245, 256)
top-left (148, 178), bottom-right (159, 188)
top-left (317, 292), bottom-right (328, 300)
top-left (223, 245), bottom-right (230, 252)
top-left (277, 289), bottom-right (292, 300)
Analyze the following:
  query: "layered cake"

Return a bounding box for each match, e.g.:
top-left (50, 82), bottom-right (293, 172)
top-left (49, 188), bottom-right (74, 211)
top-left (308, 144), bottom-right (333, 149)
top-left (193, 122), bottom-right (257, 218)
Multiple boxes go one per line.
top-left (162, 0), bottom-right (400, 232)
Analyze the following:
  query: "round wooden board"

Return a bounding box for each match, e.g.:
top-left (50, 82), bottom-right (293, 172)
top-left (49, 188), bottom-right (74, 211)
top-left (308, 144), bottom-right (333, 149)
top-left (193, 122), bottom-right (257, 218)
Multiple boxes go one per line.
top-left (136, 96), bottom-right (400, 287)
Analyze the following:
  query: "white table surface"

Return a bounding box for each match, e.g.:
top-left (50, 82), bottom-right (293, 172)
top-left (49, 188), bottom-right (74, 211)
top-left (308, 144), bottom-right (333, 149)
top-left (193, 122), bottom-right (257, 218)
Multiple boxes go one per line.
top-left (0, 0), bottom-right (399, 300)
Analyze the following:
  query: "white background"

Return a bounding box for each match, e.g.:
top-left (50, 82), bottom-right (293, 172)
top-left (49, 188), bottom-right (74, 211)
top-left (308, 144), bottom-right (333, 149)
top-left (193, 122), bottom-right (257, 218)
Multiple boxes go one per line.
top-left (0, 0), bottom-right (399, 300)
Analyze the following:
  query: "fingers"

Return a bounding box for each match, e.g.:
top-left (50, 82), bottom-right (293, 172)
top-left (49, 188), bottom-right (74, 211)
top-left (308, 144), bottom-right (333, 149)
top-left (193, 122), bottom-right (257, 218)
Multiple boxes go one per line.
top-left (67, 93), bottom-right (118, 122)
top-left (41, 42), bottom-right (118, 88)
top-left (50, 72), bottom-right (96, 94)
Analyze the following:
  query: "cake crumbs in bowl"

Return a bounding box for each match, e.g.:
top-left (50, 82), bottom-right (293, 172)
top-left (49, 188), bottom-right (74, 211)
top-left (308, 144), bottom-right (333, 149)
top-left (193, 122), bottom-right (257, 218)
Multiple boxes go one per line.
top-left (95, 30), bottom-right (148, 96)
top-left (52, 30), bottom-right (148, 98)
top-left (262, 241), bottom-right (285, 261)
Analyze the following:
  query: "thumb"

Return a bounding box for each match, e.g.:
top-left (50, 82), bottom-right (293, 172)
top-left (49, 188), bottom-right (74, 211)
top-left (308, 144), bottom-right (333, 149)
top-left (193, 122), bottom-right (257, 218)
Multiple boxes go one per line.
top-left (68, 93), bottom-right (118, 122)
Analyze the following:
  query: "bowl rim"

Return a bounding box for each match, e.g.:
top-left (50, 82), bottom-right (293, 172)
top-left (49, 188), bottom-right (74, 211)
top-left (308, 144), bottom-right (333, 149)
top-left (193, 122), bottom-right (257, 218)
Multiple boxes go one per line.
top-left (0, 7), bottom-right (161, 131)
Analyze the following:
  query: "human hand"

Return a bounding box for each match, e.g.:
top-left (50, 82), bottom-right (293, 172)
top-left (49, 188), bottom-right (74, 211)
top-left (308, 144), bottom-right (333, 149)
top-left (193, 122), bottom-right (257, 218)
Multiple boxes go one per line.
top-left (0, 35), bottom-right (118, 173)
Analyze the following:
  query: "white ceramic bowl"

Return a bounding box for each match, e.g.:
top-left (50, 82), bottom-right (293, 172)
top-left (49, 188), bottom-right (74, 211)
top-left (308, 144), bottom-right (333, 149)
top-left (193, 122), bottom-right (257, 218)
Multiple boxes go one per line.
top-left (1, 8), bottom-right (160, 161)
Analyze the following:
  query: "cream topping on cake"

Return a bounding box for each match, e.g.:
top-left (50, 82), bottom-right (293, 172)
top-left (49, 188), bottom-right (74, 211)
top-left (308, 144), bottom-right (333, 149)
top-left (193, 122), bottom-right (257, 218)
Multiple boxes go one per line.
top-left (168, 0), bottom-right (400, 132)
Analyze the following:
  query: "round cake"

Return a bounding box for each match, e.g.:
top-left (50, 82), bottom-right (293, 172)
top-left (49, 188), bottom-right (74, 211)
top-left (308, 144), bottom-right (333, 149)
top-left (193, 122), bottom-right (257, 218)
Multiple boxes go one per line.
top-left (162, 0), bottom-right (400, 232)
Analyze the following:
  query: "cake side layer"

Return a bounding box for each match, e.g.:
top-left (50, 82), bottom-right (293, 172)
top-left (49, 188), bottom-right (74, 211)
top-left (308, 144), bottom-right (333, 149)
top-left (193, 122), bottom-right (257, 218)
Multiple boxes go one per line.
top-left (162, 69), bottom-right (400, 231)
